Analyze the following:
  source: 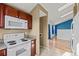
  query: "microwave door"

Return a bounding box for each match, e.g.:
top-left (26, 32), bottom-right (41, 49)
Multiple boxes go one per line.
top-left (5, 15), bottom-right (28, 29)
top-left (24, 20), bottom-right (28, 29)
top-left (20, 19), bottom-right (28, 29)
top-left (5, 16), bottom-right (17, 28)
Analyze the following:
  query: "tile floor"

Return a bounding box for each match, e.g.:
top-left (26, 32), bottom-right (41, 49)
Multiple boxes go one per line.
top-left (40, 38), bottom-right (72, 56)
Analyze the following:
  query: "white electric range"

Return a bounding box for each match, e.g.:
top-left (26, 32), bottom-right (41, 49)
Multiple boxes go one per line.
top-left (3, 33), bottom-right (31, 56)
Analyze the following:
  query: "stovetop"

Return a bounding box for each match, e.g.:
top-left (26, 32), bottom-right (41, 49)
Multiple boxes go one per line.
top-left (7, 41), bottom-right (16, 45)
top-left (5, 38), bottom-right (31, 48)
top-left (4, 33), bottom-right (31, 48)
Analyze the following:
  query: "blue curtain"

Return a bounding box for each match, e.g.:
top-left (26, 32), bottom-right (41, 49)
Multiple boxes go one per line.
top-left (48, 24), bottom-right (51, 39)
top-left (52, 25), bottom-right (54, 34)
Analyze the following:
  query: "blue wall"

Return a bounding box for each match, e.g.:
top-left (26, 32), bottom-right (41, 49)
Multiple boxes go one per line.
top-left (55, 19), bottom-right (73, 36)
top-left (48, 19), bottom-right (73, 39)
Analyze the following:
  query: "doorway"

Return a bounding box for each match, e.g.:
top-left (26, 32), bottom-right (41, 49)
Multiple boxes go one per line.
top-left (31, 4), bottom-right (48, 55)
top-left (39, 16), bottom-right (47, 54)
top-left (39, 10), bottom-right (48, 54)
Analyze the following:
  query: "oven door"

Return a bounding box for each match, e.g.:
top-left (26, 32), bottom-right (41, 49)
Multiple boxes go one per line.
top-left (7, 42), bottom-right (31, 56)
top-left (16, 48), bottom-right (28, 56)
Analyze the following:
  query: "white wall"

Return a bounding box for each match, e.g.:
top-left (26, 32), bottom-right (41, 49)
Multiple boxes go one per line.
top-left (73, 12), bottom-right (79, 55)
top-left (57, 29), bottom-right (72, 40)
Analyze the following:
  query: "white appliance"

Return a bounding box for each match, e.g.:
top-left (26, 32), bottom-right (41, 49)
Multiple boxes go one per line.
top-left (5, 15), bottom-right (28, 29)
top-left (4, 33), bottom-right (31, 56)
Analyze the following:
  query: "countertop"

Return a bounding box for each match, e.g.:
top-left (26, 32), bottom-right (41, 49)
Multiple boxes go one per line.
top-left (24, 37), bottom-right (36, 40)
top-left (0, 39), bottom-right (6, 50)
top-left (0, 42), bottom-right (6, 50)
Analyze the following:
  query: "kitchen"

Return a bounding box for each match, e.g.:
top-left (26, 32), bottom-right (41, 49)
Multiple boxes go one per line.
top-left (0, 0), bottom-right (79, 59)
top-left (0, 3), bottom-right (36, 56)
top-left (0, 3), bottom-right (48, 56)
top-left (1, 3), bottom-right (78, 56)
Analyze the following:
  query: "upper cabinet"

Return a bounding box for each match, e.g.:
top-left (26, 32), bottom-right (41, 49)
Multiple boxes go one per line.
top-left (5, 5), bottom-right (18, 18)
top-left (18, 11), bottom-right (27, 20)
top-left (0, 4), bottom-right (5, 28)
top-left (0, 3), bottom-right (32, 29)
top-left (19, 11), bottom-right (32, 29)
top-left (27, 15), bottom-right (32, 29)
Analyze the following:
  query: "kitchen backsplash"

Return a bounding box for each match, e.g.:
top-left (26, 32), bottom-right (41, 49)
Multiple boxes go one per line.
top-left (0, 39), bottom-right (3, 42)
top-left (0, 29), bottom-right (31, 39)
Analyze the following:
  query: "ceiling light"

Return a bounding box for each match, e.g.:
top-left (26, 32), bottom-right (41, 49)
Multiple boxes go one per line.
top-left (61, 10), bottom-right (73, 18)
top-left (58, 3), bottom-right (73, 11)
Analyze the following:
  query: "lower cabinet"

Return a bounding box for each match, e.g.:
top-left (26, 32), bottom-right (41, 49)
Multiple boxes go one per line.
top-left (0, 49), bottom-right (7, 56)
top-left (31, 39), bottom-right (36, 56)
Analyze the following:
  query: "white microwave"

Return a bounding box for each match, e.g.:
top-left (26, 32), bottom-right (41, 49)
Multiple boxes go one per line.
top-left (5, 15), bottom-right (28, 29)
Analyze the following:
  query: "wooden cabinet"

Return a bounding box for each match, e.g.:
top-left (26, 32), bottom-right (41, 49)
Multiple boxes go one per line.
top-left (18, 11), bottom-right (27, 20)
top-left (19, 11), bottom-right (32, 29)
top-left (0, 4), bottom-right (5, 28)
top-left (31, 39), bottom-right (36, 56)
top-left (27, 15), bottom-right (32, 29)
top-left (5, 5), bottom-right (18, 18)
top-left (0, 3), bottom-right (32, 29)
top-left (0, 49), bottom-right (7, 56)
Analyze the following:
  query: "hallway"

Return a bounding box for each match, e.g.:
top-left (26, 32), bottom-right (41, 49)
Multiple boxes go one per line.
top-left (40, 38), bottom-right (72, 56)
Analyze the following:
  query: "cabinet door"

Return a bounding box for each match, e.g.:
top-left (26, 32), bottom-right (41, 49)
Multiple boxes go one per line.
top-left (0, 49), bottom-right (7, 56)
top-left (0, 4), bottom-right (5, 28)
top-left (19, 11), bottom-right (32, 29)
top-left (31, 40), bottom-right (36, 56)
top-left (27, 15), bottom-right (32, 29)
top-left (5, 5), bottom-right (18, 18)
top-left (18, 11), bottom-right (27, 20)
top-left (31, 44), bottom-right (35, 56)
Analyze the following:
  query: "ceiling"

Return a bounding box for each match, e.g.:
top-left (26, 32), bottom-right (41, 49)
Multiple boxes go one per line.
top-left (6, 3), bottom-right (37, 13)
top-left (6, 3), bottom-right (73, 25)
top-left (41, 3), bottom-right (73, 25)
